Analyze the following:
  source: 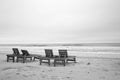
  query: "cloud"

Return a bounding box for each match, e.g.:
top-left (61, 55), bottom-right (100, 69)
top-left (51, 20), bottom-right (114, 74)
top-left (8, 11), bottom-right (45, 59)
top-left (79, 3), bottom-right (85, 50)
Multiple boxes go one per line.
top-left (0, 0), bottom-right (120, 43)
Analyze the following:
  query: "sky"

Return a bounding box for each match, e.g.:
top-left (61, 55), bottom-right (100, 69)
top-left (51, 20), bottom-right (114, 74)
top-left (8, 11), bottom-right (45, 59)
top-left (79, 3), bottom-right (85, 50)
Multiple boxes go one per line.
top-left (0, 0), bottom-right (120, 44)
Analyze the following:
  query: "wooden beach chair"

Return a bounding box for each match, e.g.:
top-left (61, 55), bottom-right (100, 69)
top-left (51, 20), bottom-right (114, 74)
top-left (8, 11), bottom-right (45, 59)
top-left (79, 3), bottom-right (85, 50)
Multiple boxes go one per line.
top-left (59, 49), bottom-right (76, 63)
top-left (6, 48), bottom-right (20, 62)
top-left (16, 50), bottom-right (33, 63)
top-left (39, 49), bottom-right (58, 66)
top-left (54, 49), bottom-right (76, 66)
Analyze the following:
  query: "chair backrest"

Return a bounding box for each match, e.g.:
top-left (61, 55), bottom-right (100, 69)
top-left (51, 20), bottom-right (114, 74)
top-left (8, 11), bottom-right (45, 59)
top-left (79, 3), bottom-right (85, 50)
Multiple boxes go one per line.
top-left (45, 49), bottom-right (53, 57)
top-left (12, 48), bottom-right (20, 55)
top-left (21, 50), bottom-right (30, 56)
top-left (59, 49), bottom-right (68, 58)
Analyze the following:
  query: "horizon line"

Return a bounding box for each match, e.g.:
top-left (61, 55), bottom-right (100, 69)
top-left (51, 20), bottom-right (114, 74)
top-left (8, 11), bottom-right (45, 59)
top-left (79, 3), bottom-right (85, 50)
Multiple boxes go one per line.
top-left (0, 43), bottom-right (120, 47)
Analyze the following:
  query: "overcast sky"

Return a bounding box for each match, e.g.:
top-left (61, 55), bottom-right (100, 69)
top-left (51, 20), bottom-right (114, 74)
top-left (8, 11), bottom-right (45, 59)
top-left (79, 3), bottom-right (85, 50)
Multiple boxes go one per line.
top-left (0, 0), bottom-right (120, 44)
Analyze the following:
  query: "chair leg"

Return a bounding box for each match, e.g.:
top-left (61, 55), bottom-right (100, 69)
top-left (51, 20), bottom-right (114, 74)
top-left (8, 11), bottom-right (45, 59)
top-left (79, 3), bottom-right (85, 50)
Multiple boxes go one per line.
top-left (23, 57), bottom-right (25, 63)
top-left (63, 60), bottom-right (65, 66)
top-left (16, 57), bottom-right (18, 62)
top-left (48, 59), bottom-right (50, 66)
top-left (6, 56), bottom-right (9, 62)
top-left (74, 58), bottom-right (76, 63)
top-left (13, 57), bottom-right (15, 62)
top-left (40, 59), bottom-right (42, 65)
top-left (54, 60), bottom-right (56, 67)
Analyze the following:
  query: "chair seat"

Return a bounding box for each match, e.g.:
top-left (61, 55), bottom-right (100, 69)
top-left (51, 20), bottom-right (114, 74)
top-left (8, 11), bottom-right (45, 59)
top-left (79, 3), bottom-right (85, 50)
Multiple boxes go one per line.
top-left (16, 56), bottom-right (32, 63)
top-left (7, 54), bottom-right (16, 56)
top-left (54, 58), bottom-right (66, 66)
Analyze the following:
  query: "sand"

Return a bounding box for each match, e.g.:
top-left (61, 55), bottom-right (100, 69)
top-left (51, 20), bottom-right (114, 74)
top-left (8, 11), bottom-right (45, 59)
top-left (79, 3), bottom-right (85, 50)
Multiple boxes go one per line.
top-left (0, 46), bottom-right (120, 80)
top-left (0, 54), bottom-right (120, 80)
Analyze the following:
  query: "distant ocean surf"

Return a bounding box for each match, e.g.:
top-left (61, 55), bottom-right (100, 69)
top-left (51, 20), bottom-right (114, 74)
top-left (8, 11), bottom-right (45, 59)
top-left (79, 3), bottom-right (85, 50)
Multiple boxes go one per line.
top-left (0, 43), bottom-right (120, 58)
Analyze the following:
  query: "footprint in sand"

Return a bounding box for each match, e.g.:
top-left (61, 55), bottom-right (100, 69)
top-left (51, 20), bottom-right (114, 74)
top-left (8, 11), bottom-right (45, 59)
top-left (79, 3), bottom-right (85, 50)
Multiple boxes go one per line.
top-left (42, 70), bottom-right (45, 72)
top-left (87, 62), bottom-right (91, 65)
top-left (103, 69), bottom-right (109, 72)
top-left (50, 76), bottom-right (61, 80)
top-left (62, 76), bottom-right (72, 80)
top-left (115, 72), bottom-right (120, 76)
top-left (99, 76), bottom-right (106, 79)
top-left (40, 73), bottom-right (48, 79)
top-left (16, 72), bottom-right (20, 75)
top-left (22, 74), bottom-right (29, 77)
top-left (48, 69), bottom-right (53, 72)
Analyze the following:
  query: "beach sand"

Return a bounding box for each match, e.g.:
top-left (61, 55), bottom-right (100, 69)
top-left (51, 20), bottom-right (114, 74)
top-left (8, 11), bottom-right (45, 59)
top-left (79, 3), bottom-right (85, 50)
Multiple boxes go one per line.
top-left (0, 46), bottom-right (120, 80)
top-left (0, 54), bottom-right (120, 80)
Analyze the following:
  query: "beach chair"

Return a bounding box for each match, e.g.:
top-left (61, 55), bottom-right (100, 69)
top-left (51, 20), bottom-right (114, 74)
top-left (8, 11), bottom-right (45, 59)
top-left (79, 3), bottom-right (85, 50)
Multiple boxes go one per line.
top-left (59, 49), bottom-right (76, 63)
top-left (54, 49), bottom-right (76, 66)
top-left (39, 49), bottom-right (58, 66)
top-left (16, 50), bottom-right (32, 63)
top-left (6, 48), bottom-right (20, 62)
top-left (39, 49), bottom-right (53, 65)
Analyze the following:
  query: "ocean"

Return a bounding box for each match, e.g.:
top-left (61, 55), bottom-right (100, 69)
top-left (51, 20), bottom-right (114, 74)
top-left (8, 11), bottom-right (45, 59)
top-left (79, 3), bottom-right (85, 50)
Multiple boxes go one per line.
top-left (0, 43), bottom-right (120, 58)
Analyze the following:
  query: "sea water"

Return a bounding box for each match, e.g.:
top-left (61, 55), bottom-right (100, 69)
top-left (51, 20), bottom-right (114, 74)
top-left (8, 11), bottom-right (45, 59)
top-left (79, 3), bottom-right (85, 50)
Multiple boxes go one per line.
top-left (0, 44), bottom-right (120, 58)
